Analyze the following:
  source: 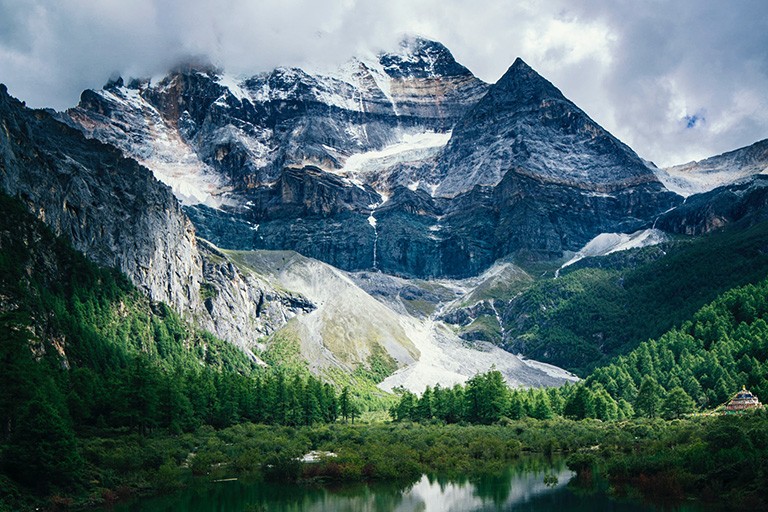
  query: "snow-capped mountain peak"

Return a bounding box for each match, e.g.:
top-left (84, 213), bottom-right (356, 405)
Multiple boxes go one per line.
top-left (378, 36), bottom-right (475, 79)
top-left (63, 40), bottom-right (677, 279)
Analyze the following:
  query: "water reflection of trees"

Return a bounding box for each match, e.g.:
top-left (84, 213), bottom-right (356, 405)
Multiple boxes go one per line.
top-left (112, 456), bottom-right (576, 512)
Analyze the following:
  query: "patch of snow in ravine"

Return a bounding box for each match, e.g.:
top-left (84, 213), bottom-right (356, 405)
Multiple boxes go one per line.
top-left (99, 88), bottom-right (232, 208)
top-left (216, 74), bottom-right (250, 103)
top-left (654, 158), bottom-right (768, 198)
top-left (559, 229), bottom-right (667, 272)
top-left (337, 131), bottom-right (451, 181)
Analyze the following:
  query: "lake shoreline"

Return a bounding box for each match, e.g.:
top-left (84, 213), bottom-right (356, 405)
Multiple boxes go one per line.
top-left (3, 415), bottom-right (763, 511)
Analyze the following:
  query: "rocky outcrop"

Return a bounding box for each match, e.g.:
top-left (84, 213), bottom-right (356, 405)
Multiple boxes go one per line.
top-left (0, 85), bottom-right (311, 352)
top-left (656, 175), bottom-right (768, 235)
top-left (196, 241), bottom-right (314, 345)
top-left (0, 84), bottom-right (202, 315)
top-left (655, 138), bottom-right (768, 197)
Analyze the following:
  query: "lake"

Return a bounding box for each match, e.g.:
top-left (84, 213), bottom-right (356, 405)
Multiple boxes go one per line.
top-left (102, 458), bottom-right (711, 512)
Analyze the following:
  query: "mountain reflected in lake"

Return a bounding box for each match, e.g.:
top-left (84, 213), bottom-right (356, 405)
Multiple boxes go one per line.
top-left (392, 465), bottom-right (573, 512)
top-left (105, 457), bottom-right (707, 512)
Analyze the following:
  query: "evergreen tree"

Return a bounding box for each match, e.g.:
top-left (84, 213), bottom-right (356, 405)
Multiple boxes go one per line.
top-left (563, 386), bottom-right (596, 420)
top-left (0, 314), bottom-right (39, 440)
top-left (635, 376), bottom-right (663, 418)
top-left (415, 386), bottom-right (433, 421)
top-left (339, 386), bottom-right (352, 423)
top-left (508, 391), bottom-right (526, 420)
top-left (117, 356), bottom-right (161, 435)
top-left (593, 387), bottom-right (618, 421)
top-left (662, 386), bottom-right (696, 419)
top-left (4, 391), bottom-right (83, 490)
top-left (531, 392), bottom-right (554, 420)
top-left (391, 390), bottom-right (416, 421)
top-left (322, 383), bottom-right (338, 423)
top-left (302, 377), bottom-right (323, 426)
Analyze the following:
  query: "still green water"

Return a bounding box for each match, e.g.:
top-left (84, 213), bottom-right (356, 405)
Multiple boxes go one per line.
top-left (104, 459), bottom-right (709, 512)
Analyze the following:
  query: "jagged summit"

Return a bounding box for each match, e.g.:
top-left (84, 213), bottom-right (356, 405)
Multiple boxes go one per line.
top-left (62, 43), bottom-right (678, 278)
top-left (489, 57), bottom-right (567, 105)
top-left (378, 36), bottom-right (474, 79)
top-left (434, 55), bottom-right (668, 197)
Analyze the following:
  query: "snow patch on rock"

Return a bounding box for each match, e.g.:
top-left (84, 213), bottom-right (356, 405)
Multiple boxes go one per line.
top-left (97, 88), bottom-right (233, 208)
top-left (216, 74), bottom-right (250, 103)
top-left (560, 228), bottom-right (668, 271)
top-left (340, 131), bottom-right (450, 174)
top-left (654, 140), bottom-right (768, 197)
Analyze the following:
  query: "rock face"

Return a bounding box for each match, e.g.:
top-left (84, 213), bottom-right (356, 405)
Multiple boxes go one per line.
top-left (0, 84), bottom-right (201, 315)
top-left (656, 175), bottom-right (768, 235)
top-left (62, 39), bottom-right (680, 278)
top-left (652, 140), bottom-right (768, 235)
top-left (0, 85), bottom-right (311, 354)
top-left (64, 37), bottom-right (488, 202)
top-left (196, 241), bottom-right (314, 348)
top-left (433, 58), bottom-right (669, 196)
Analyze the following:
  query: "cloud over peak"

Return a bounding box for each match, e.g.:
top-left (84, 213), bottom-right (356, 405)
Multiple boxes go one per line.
top-left (1, 0), bottom-right (766, 167)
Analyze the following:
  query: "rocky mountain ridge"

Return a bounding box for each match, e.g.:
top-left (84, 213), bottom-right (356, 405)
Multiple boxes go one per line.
top-left (655, 138), bottom-right (768, 197)
top-left (63, 37), bottom-right (680, 278)
top-left (2, 82), bottom-right (578, 390)
top-left (651, 138), bottom-right (768, 235)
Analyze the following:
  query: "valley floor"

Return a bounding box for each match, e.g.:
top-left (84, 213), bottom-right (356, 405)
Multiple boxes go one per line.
top-left (2, 414), bottom-right (765, 511)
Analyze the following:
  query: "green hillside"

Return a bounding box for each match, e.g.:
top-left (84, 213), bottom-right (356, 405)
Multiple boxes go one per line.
top-left (0, 194), bottom-right (345, 506)
top-left (502, 221), bottom-right (768, 374)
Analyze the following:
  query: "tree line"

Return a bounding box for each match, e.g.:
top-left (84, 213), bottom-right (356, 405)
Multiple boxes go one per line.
top-left (392, 277), bottom-right (768, 424)
top-left (0, 196), bottom-right (358, 494)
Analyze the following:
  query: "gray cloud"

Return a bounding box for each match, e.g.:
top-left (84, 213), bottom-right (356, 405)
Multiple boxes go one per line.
top-left (1, 0), bottom-right (766, 166)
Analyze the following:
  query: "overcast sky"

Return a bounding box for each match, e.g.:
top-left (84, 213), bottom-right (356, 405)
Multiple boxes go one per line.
top-left (1, 0), bottom-right (767, 167)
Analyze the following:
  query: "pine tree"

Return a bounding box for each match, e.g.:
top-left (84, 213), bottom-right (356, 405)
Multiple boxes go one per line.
top-left (322, 383), bottom-right (338, 422)
top-left (4, 391), bottom-right (83, 490)
top-left (563, 386), bottom-right (596, 420)
top-left (662, 386), bottom-right (696, 419)
top-left (635, 376), bottom-right (663, 418)
top-left (339, 386), bottom-right (352, 423)
top-left (0, 314), bottom-right (39, 440)
top-left (531, 392), bottom-right (554, 420)
top-left (391, 391), bottom-right (415, 421)
top-left (415, 386), bottom-right (433, 421)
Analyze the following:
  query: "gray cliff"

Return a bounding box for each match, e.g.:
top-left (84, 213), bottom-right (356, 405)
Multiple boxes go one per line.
top-left (0, 85), bottom-right (312, 353)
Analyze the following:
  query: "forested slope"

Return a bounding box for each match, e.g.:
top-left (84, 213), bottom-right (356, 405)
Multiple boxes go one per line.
top-left (0, 194), bottom-right (345, 504)
top-left (502, 220), bottom-right (768, 373)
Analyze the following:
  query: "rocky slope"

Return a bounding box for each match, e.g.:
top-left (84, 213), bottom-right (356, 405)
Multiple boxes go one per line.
top-left (63, 38), bottom-right (680, 278)
top-left (0, 85), bottom-right (310, 355)
top-left (655, 175), bottom-right (768, 235)
top-left (433, 58), bottom-right (664, 196)
top-left (654, 138), bottom-right (768, 197)
top-left (230, 249), bottom-right (577, 392)
top-left (651, 139), bottom-right (768, 235)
